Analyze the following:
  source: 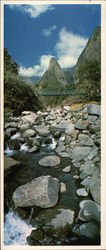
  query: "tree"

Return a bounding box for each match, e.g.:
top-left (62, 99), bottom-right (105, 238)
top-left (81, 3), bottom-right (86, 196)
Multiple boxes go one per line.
top-left (75, 60), bottom-right (101, 100)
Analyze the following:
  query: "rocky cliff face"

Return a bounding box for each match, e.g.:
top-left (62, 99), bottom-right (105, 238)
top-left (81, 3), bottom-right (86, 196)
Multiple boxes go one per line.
top-left (76, 26), bottom-right (101, 68)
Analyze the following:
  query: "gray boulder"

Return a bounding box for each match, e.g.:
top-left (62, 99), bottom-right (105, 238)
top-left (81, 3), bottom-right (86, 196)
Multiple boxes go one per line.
top-left (21, 112), bottom-right (37, 125)
top-left (71, 146), bottom-right (91, 162)
top-left (76, 222), bottom-right (100, 240)
top-left (4, 156), bottom-right (21, 177)
top-left (87, 104), bottom-right (100, 116)
top-left (78, 134), bottom-right (94, 146)
top-left (36, 125), bottom-right (50, 136)
top-left (39, 155), bottom-right (60, 167)
top-left (12, 175), bottom-right (60, 208)
top-left (89, 172), bottom-right (100, 204)
top-left (22, 129), bottom-right (36, 138)
top-left (78, 200), bottom-right (100, 223)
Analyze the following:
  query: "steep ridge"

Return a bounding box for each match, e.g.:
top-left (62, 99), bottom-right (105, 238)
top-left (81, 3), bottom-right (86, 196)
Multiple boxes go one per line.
top-left (38, 57), bottom-right (74, 94)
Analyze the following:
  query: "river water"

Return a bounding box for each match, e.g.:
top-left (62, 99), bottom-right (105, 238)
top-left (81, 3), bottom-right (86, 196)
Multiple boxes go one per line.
top-left (4, 135), bottom-right (91, 246)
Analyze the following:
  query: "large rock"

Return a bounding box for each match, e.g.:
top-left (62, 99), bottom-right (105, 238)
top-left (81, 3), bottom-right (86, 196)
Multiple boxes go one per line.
top-left (71, 146), bottom-right (91, 162)
top-left (48, 209), bottom-right (74, 231)
top-left (34, 208), bottom-right (74, 237)
top-left (12, 175), bottom-right (60, 208)
top-left (74, 119), bottom-right (88, 130)
top-left (35, 125), bottom-right (50, 136)
top-left (75, 222), bottom-right (100, 240)
top-left (5, 122), bottom-right (18, 129)
top-left (22, 129), bottom-right (36, 138)
top-left (87, 104), bottom-right (101, 116)
top-left (21, 112), bottom-right (37, 125)
top-left (78, 200), bottom-right (100, 223)
top-left (89, 172), bottom-right (100, 204)
top-left (4, 156), bottom-right (21, 176)
top-left (65, 123), bottom-right (75, 135)
top-left (78, 134), bottom-right (94, 146)
top-left (39, 155), bottom-right (60, 167)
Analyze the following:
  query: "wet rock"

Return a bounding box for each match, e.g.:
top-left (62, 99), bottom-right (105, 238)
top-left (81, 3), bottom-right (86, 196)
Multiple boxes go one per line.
top-left (23, 129), bottom-right (36, 138)
top-left (53, 131), bottom-right (61, 138)
top-left (35, 208), bottom-right (75, 238)
top-left (87, 104), bottom-right (100, 116)
top-left (27, 229), bottom-right (44, 245)
top-left (60, 182), bottom-right (67, 193)
top-left (75, 222), bottom-right (100, 240)
top-left (28, 145), bottom-right (38, 153)
top-left (12, 175), bottom-right (60, 208)
top-left (48, 209), bottom-right (74, 232)
top-left (73, 175), bottom-right (79, 180)
top-left (63, 165), bottom-right (71, 173)
top-left (42, 137), bottom-right (52, 144)
top-left (71, 146), bottom-right (91, 162)
top-left (78, 200), bottom-right (100, 223)
top-left (4, 156), bottom-right (21, 176)
top-left (89, 172), bottom-right (100, 204)
top-left (76, 188), bottom-right (88, 197)
top-left (39, 156), bottom-right (60, 167)
top-left (5, 128), bottom-right (17, 137)
top-left (8, 139), bottom-right (20, 150)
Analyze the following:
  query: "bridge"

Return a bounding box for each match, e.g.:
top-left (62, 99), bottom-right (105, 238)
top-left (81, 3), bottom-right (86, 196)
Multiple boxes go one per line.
top-left (36, 90), bottom-right (84, 96)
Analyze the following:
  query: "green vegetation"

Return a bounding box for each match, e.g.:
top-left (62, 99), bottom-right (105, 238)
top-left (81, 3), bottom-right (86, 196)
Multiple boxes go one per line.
top-left (4, 49), bottom-right (41, 121)
top-left (75, 60), bottom-right (101, 101)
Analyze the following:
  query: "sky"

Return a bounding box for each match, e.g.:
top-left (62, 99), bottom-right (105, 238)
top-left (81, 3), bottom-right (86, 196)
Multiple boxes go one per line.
top-left (4, 4), bottom-right (101, 77)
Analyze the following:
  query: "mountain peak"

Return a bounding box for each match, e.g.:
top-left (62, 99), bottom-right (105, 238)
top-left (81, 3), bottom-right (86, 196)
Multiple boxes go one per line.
top-left (48, 57), bottom-right (60, 71)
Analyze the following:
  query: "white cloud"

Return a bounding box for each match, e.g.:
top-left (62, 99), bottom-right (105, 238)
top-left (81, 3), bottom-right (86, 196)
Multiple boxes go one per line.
top-left (8, 4), bottom-right (54, 18)
top-left (19, 54), bottom-right (52, 77)
top-left (43, 25), bottom-right (57, 37)
top-left (55, 27), bottom-right (88, 68)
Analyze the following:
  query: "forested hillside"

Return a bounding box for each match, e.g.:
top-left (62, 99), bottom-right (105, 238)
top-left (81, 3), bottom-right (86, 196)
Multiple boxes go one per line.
top-left (4, 49), bottom-right (41, 120)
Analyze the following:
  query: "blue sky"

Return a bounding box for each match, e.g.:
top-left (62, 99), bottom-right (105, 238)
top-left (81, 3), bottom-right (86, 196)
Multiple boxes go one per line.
top-left (4, 4), bottom-right (101, 77)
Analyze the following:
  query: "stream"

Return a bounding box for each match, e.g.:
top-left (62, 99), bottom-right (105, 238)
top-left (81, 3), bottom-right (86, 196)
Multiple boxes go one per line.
top-left (4, 135), bottom-right (84, 246)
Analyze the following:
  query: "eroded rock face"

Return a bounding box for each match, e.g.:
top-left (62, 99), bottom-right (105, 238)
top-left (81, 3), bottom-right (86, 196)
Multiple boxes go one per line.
top-left (39, 156), bottom-right (60, 167)
top-left (12, 175), bottom-right (60, 208)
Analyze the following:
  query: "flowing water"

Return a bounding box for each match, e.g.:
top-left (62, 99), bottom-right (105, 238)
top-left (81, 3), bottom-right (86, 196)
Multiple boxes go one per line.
top-left (4, 209), bottom-right (35, 245)
top-left (4, 134), bottom-right (89, 246)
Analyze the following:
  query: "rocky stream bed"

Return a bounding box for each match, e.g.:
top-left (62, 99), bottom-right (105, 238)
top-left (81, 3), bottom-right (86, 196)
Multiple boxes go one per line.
top-left (4, 103), bottom-right (101, 246)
